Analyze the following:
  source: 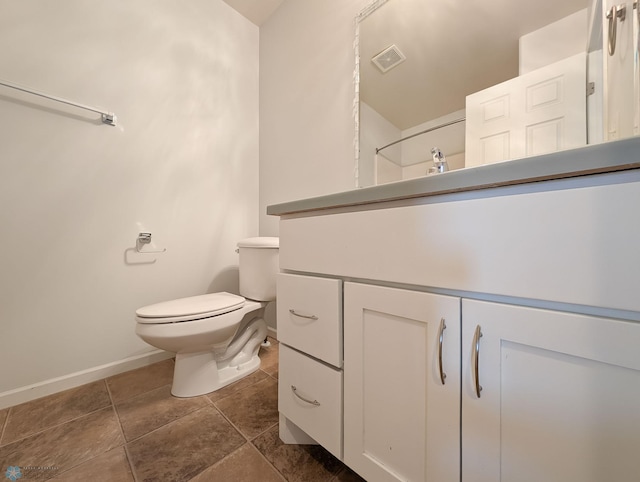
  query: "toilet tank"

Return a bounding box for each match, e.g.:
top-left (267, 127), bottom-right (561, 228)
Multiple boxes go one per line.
top-left (237, 237), bottom-right (279, 301)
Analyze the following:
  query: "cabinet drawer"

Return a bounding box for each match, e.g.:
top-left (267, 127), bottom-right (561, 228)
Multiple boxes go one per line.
top-left (277, 273), bottom-right (342, 367)
top-left (278, 344), bottom-right (343, 459)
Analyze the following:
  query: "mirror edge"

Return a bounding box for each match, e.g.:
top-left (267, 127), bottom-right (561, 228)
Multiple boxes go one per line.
top-left (354, 0), bottom-right (390, 188)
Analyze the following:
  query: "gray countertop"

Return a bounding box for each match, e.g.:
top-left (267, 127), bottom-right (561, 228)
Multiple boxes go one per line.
top-left (267, 137), bottom-right (640, 216)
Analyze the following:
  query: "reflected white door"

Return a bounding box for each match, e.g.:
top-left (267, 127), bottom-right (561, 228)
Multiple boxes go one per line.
top-left (466, 53), bottom-right (587, 166)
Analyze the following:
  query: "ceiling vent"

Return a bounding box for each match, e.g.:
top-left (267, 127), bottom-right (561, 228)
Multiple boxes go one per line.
top-left (371, 44), bottom-right (406, 73)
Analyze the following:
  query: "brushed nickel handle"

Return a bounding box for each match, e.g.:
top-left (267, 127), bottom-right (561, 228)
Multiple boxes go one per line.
top-left (437, 318), bottom-right (447, 385)
top-left (472, 325), bottom-right (483, 398)
top-left (289, 309), bottom-right (318, 321)
top-left (291, 385), bottom-right (320, 406)
top-left (607, 4), bottom-right (627, 56)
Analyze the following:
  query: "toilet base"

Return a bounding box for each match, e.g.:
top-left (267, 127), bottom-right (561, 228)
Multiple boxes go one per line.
top-left (171, 351), bottom-right (261, 398)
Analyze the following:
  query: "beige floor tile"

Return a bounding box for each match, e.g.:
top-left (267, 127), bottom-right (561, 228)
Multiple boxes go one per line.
top-left (214, 377), bottom-right (279, 439)
top-left (115, 385), bottom-right (209, 441)
top-left (0, 335), bottom-right (360, 482)
top-left (127, 406), bottom-right (244, 482)
top-left (51, 446), bottom-right (134, 481)
top-left (253, 425), bottom-right (344, 482)
top-left (106, 359), bottom-right (174, 403)
top-left (189, 443), bottom-right (283, 482)
top-left (1, 381), bottom-right (111, 446)
top-left (0, 407), bottom-right (123, 480)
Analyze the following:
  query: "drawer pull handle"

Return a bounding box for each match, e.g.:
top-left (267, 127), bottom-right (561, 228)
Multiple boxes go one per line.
top-left (437, 318), bottom-right (447, 385)
top-left (291, 385), bottom-right (321, 406)
top-left (472, 325), bottom-right (483, 398)
top-left (289, 309), bottom-right (319, 321)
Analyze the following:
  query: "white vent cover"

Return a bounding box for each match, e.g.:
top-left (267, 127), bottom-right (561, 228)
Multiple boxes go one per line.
top-left (371, 44), bottom-right (406, 73)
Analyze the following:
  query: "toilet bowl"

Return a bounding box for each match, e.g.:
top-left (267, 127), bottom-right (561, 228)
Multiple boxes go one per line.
top-left (135, 237), bottom-right (279, 397)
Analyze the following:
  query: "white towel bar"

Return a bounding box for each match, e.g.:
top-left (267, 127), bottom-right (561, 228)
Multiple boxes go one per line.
top-left (0, 78), bottom-right (117, 126)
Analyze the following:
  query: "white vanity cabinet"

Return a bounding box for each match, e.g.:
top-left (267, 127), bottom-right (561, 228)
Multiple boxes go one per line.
top-left (343, 282), bottom-right (460, 482)
top-left (273, 169), bottom-right (640, 482)
top-left (461, 300), bottom-right (640, 482)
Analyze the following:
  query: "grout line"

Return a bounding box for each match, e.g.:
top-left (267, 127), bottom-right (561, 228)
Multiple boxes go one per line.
top-left (2, 350), bottom-right (290, 480)
top-left (0, 394), bottom-right (114, 446)
top-left (110, 401), bottom-right (140, 482)
top-left (123, 441), bottom-right (140, 482)
top-left (210, 403), bottom-right (251, 443)
top-left (210, 378), bottom-right (280, 443)
top-left (0, 409), bottom-right (104, 446)
top-left (122, 403), bottom-right (212, 444)
top-left (110, 383), bottom-right (174, 411)
top-left (105, 380), bottom-right (129, 445)
top-left (30, 403), bottom-right (126, 480)
top-left (207, 372), bottom-right (269, 406)
top-left (0, 406), bottom-right (11, 446)
top-left (249, 421), bottom-right (279, 442)
top-left (245, 440), bottom-right (288, 482)
top-left (329, 466), bottom-right (353, 482)
top-left (104, 360), bottom-right (175, 405)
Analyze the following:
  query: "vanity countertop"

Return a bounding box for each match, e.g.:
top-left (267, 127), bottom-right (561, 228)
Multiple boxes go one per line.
top-left (267, 137), bottom-right (640, 216)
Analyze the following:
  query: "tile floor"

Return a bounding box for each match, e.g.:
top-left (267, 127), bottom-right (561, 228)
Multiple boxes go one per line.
top-left (0, 338), bottom-right (364, 481)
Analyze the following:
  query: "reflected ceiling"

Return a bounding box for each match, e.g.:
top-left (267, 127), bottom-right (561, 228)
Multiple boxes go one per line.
top-left (360, 0), bottom-right (589, 130)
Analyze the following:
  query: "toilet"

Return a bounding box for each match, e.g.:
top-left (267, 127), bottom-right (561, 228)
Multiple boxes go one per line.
top-left (135, 237), bottom-right (279, 397)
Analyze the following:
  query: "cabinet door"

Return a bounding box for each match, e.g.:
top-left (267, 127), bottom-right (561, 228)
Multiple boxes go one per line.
top-left (462, 300), bottom-right (640, 482)
top-left (344, 283), bottom-right (460, 482)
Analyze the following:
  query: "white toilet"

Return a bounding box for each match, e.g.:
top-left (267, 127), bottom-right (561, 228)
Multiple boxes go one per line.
top-left (135, 237), bottom-right (279, 398)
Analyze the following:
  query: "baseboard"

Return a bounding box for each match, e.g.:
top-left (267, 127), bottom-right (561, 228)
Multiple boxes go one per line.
top-left (0, 350), bottom-right (174, 410)
top-left (267, 326), bottom-right (277, 339)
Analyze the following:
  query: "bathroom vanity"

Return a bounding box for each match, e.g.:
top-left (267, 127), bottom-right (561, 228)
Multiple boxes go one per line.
top-left (268, 138), bottom-right (640, 482)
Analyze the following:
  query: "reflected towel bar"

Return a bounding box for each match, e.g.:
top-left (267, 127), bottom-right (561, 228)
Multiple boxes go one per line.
top-left (0, 78), bottom-right (117, 126)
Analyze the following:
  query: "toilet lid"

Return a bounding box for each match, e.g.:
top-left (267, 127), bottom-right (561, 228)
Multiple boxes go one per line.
top-left (136, 292), bottom-right (245, 323)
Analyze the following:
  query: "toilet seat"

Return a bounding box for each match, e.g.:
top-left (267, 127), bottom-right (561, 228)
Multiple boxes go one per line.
top-left (136, 292), bottom-right (245, 324)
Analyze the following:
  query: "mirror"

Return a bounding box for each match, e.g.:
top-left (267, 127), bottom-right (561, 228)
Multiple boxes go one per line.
top-left (356, 0), bottom-right (636, 187)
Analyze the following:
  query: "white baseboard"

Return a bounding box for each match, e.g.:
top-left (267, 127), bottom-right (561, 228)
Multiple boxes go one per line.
top-left (267, 326), bottom-right (277, 339)
top-left (0, 350), bottom-right (174, 410)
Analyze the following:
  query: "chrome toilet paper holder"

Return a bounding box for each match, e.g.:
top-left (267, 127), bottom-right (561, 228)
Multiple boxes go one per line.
top-left (136, 232), bottom-right (167, 254)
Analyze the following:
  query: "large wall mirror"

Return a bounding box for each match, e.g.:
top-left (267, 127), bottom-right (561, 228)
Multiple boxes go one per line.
top-left (356, 0), bottom-right (638, 187)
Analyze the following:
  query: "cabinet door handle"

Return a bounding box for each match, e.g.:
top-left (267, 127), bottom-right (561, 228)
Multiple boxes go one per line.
top-left (291, 385), bottom-right (321, 406)
top-left (472, 325), bottom-right (483, 398)
top-left (437, 318), bottom-right (447, 385)
top-left (289, 309), bottom-right (318, 320)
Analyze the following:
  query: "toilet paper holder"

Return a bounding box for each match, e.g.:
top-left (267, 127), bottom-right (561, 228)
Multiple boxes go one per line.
top-left (136, 232), bottom-right (167, 254)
